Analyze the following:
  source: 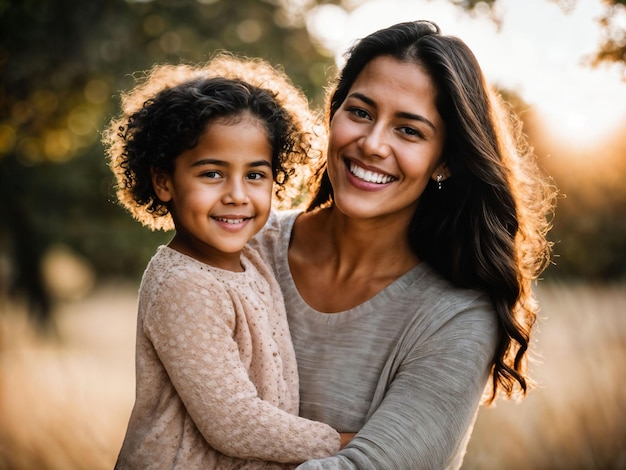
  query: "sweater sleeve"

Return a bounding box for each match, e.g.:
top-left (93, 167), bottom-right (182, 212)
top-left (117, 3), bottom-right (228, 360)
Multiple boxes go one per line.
top-left (296, 299), bottom-right (497, 469)
top-left (143, 268), bottom-right (340, 463)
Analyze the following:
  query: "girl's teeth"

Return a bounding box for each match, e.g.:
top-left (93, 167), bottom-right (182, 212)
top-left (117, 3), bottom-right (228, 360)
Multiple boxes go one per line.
top-left (349, 162), bottom-right (394, 184)
top-left (216, 218), bottom-right (245, 224)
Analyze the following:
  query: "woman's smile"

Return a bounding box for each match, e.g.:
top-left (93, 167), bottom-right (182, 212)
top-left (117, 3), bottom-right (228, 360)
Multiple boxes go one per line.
top-left (327, 55), bottom-right (446, 220)
top-left (346, 159), bottom-right (397, 185)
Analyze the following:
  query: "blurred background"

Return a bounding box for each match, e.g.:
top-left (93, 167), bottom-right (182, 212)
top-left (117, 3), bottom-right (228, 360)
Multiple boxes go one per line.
top-left (1, 0), bottom-right (625, 468)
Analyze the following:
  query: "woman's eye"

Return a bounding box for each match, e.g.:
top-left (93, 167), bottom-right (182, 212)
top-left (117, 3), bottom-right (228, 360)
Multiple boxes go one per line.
top-left (399, 126), bottom-right (424, 139)
top-left (347, 107), bottom-right (370, 120)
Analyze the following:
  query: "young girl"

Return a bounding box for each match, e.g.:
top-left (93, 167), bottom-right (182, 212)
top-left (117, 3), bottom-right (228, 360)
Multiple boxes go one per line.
top-left (103, 56), bottom-right (344, 469)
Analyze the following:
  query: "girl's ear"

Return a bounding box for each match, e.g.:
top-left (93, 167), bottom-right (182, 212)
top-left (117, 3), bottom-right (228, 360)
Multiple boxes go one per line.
top-left (430, 163), bottom-right (451, 182)
top-left (151, 167), bottom-right (173, 203)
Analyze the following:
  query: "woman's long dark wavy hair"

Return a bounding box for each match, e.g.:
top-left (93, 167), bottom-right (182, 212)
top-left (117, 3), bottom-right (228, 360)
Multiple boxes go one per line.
top-left (308, 20), bottom-right (556, 403)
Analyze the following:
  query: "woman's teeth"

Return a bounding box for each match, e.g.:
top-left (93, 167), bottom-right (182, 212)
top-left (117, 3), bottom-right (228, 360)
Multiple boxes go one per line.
top-left (349, 162), bottom-right (395, 184)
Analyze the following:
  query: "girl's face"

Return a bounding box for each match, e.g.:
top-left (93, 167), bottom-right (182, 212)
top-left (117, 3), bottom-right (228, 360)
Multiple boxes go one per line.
top-left (327, 55), bottom-right (447, 225)
top-left (153, 114), bottom-right (273, 271)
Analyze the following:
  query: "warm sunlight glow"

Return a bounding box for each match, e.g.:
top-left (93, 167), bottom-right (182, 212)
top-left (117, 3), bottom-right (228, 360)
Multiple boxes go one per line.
top-left (567, 113), bottom-right (585, 131)
top-left (539, 92), bottom-right (626, 146)
top-left (306, 0), bottom-right (626, 148)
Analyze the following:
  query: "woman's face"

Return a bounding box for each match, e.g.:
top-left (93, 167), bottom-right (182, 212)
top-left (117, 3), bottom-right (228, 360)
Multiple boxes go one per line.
top-left (327, 55), bottom-right (446, 224)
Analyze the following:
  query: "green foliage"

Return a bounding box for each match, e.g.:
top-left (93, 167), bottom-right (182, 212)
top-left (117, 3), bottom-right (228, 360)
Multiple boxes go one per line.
top-left (0, 0), bottom-right (334, 325)
top-left (1, 0), bottom-right (624, 329)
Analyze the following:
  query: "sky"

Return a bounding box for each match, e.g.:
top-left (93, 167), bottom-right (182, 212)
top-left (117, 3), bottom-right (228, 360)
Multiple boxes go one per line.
top-left (306, 0), bottom-right (626, 146)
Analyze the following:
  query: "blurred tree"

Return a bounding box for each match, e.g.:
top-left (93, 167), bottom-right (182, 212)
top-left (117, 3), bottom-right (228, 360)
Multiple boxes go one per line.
top-left (525, 121), bottom-right (626, 281)
top-left (456, 0), bottom-right (626, 75)
top-left (1, 0), bottom-right (624, 333)
top-left (0, 0), bottom-right (336, 331)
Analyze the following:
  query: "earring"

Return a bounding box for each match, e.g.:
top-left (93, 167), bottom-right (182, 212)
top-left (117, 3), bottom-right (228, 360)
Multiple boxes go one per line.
top-left (436, 174), bottom-right (443, 190)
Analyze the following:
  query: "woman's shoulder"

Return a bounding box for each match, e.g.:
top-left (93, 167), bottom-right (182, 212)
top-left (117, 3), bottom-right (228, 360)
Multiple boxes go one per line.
top-left (413, 263), bottom-right (496, 325)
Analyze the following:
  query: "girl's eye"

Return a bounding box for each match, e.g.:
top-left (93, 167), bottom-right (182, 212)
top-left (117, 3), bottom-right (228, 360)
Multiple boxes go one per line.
top-left (247, 171), bottom-right (267, 181)
top-left (202, 171), bottom-right (222, 179)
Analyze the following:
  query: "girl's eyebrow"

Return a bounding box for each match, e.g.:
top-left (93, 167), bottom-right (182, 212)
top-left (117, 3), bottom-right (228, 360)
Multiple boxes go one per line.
top-left (191, 158), bottom-right (226, 167)
top-left (191, 159), bottom-right (272, 168)
top-left (347, 92), bottom-right (436, 131)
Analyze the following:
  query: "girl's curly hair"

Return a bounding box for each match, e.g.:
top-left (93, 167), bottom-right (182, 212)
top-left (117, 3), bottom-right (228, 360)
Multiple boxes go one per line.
top-left (103, 53), bottom-right (321, 231)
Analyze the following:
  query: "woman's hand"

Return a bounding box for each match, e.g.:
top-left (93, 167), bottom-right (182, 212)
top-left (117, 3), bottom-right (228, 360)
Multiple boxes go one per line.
top-left (339, 433), bottom-right (356, 449)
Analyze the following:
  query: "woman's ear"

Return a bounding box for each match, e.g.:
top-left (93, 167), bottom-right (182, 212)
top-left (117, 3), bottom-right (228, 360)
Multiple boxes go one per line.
top-left (151, 167), bottom-right (173, 203)
top-left (431, 163), bottom-right (451, 182)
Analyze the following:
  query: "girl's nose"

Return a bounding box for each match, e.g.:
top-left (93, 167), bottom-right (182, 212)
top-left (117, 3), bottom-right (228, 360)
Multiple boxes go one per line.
top-left (223, 179), bottom-right (248, 204)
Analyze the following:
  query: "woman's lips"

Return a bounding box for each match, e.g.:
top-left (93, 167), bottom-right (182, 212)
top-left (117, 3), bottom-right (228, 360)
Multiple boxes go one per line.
top-left (346, 159), bottom-right (397, 186)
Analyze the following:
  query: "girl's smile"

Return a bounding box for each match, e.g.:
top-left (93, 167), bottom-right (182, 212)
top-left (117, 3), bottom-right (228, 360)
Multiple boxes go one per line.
top-left (152, 114), bottom-right (274, 271)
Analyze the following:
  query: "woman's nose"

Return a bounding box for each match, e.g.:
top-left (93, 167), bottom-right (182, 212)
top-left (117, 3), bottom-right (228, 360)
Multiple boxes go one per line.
top-left (359, 124), bottom-right (391, 159)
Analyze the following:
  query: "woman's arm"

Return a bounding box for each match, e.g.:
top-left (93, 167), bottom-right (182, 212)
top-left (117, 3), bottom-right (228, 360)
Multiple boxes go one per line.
top-left (145, 272), bottom-right (340, 463)
top-left (296, 302), bottom-right (497, 469)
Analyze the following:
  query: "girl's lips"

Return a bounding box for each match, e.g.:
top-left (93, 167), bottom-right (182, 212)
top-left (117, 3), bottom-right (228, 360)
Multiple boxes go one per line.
top-left (213, 216), bottom-right (249, 224)
top-left (212, 216), bottom-right (252, 231)
top-left (345, 159), bottom-right (397, 188)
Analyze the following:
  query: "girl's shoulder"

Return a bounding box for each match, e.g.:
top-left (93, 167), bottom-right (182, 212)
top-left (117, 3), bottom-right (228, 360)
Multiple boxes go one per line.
top-left (260, 209), bottom-right (301, 236)
top-left (249, 209), bottom-right (301, 262)
top-left (141, 246), bottom-right (225, 293)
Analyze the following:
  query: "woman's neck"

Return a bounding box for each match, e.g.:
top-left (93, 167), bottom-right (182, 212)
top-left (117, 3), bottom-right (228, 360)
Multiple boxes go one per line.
top-left (289, 206), bottom-right (419, 313)
top-left (324, 207), bottom-right (418, 275)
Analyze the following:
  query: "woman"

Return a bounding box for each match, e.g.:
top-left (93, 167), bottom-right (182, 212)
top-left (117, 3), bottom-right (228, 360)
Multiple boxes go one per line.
top-left (251, 20), bottom-right (555, 469)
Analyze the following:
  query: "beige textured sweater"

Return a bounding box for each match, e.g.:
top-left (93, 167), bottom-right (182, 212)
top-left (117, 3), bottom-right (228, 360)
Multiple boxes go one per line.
top-left (115, 245), bottom-right (340, 469)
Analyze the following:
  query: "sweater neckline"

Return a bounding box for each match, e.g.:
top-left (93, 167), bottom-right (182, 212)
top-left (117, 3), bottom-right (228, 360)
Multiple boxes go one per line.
top-left (158, 245), bottom-right (254, 281)
top-left (276, 210), bottom-right (429, 318)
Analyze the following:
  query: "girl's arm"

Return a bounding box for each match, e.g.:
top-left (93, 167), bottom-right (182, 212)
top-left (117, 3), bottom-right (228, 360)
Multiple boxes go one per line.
top-left (145, 272), bottom-right (340, 463)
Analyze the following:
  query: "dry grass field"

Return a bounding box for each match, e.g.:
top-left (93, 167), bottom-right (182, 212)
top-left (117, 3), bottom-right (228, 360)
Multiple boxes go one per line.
top-left (1, 280), bottom-right (625, 469)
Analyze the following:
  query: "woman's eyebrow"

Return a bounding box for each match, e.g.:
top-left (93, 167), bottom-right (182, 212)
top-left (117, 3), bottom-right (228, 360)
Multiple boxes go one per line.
top-left (348, 92), bottom-right (436, 130)
top-left (397, 111), bottom-right (435, 130)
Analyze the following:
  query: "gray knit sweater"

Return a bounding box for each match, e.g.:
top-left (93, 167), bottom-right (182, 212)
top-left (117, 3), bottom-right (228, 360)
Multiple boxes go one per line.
top-left (115, 245), bottom-right (339, 469)
top-left (250, 211), bottom-right (498, 470)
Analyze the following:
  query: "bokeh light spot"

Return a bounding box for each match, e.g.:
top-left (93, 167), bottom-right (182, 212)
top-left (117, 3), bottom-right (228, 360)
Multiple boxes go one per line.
top-left (159, 31), bottom-right (182, 54)
top-left (0, 124), bottom-right (17, 156)
top-left (237, 19), bottom-right (263, 43)
top-left (68, 107), bottom-right (97, 137)
top-left (44, 130), bottom-right (74, 162)
top-left (31, 90), bottom-right (58, 116)
top-left (143, 14), bottom-right (166, 37)
top-left (85, 79), bottom-right (110, 104)
top-left (16, 137), bottom-right (42, 165)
